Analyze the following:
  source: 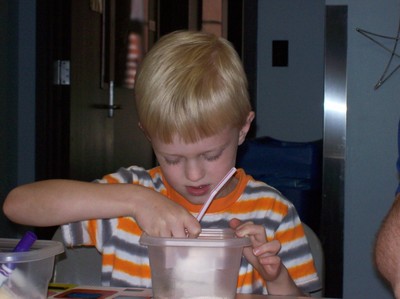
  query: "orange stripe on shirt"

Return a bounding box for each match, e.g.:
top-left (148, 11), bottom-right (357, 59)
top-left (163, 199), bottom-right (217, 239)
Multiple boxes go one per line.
top-left (117, 217), bottom-right (142, 236)
top-left (103, 253), bottom-right (114, 266)
top-left (288, 259), bottom-right (316, 280)
top-left (276, 223), bottom-right (305, 244)
top-left (237, 261), bottom-right (314, 290)
top-left (103, 253), bottom-right (151, 279)
top-left (103, 175), bottom-right (120, 184)
top-left (87, 221), bottom-right (98, 245)
top-left (237, 268), bottom-right (265, 289)
top-left (229, 197), bottom-right (288, 217)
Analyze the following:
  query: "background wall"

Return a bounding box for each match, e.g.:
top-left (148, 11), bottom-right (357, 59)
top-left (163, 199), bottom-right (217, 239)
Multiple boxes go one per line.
top-left (256, 0), bottom-right (325, 142)
top-left (256, 0), bottom-right (400, 298)
top-left (334, 1), bottom-right (400, 298)
top-left (2, 0), bottom-right (400, 298)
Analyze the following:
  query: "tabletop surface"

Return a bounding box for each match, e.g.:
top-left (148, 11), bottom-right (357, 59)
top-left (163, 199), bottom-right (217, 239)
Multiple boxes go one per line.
top-left (47, 284), bottom-right (337, 299)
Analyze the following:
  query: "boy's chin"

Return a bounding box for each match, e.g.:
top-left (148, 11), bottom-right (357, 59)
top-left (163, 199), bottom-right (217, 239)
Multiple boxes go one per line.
top-left (185, 196), bottom-right (207, 206)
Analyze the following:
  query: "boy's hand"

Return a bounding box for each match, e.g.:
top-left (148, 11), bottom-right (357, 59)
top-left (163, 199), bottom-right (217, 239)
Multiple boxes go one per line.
top-left (229, 218), bottom-right (303, 296)
top-left (229, 218), bottom-right (282, 281)
top-left (134, 190), bottom-right (201, 238)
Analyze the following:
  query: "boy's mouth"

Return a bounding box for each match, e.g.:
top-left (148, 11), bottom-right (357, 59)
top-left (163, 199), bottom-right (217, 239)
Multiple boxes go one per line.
top-left (186, 185), bottom-right (210, 197)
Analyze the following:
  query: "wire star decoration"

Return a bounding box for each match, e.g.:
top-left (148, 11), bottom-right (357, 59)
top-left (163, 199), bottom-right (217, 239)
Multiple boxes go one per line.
top-left (356, 18), bottom-right (400, 90)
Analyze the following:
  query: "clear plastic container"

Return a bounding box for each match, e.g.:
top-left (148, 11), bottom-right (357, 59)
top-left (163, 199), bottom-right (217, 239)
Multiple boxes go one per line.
top-left (0, 238), bottom-right (64, 298)
top-left (140, 228), bottom-right (251, 299)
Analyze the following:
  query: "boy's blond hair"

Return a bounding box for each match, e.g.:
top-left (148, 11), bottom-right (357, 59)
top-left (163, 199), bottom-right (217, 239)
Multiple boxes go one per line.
top-left (134, 30), bottom-right (251, 143)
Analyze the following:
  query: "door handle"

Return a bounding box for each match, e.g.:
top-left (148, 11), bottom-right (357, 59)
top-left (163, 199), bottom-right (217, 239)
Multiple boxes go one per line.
top-left (92, 81), bottom-right (122, 117)
top-left (108, 81), bottom-right (116, 117)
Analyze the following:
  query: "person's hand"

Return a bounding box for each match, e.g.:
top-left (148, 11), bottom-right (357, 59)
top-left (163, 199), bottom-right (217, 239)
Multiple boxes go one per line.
top-left (133, 189), bottom-right (201, 238)
top-left (229, 218), bottom-right (282, 281)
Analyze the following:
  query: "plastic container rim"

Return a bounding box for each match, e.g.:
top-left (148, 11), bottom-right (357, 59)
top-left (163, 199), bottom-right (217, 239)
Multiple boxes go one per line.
top-left (140, 228), bottom-right (251, 248)
top-left (0, 238), bottom-right (64, 263)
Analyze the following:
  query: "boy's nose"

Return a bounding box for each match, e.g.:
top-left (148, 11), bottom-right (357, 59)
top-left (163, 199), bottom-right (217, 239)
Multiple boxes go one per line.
top-left (185, 160), bottom-right (205, 182)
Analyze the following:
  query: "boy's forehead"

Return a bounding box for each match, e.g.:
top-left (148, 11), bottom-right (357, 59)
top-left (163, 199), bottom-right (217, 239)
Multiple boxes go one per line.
top-left (151, 127), bottom-right (238, 153)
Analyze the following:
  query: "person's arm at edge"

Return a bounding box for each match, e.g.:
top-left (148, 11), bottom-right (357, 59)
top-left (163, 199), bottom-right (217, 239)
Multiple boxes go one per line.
top-left (375, 193), bottom-right (400, 298)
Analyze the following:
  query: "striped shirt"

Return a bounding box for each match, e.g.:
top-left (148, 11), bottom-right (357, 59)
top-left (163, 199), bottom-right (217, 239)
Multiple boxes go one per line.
top-left (62, 166), bottom-right (321, 294)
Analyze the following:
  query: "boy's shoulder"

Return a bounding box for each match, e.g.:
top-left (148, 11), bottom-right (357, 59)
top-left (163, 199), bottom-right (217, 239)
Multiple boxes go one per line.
top-left (95, 166), bottom-right (161, 184)
top-left (240, 171), bottom-right (293, 206)
top-left (241, 169), bottom-right (284, 196)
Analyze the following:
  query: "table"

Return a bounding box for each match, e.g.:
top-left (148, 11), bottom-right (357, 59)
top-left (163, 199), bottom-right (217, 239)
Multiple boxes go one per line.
top-left (47, 283), bottom-right (336, 299)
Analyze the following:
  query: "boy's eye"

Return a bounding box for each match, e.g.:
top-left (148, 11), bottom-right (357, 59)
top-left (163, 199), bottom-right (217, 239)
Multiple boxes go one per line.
top-left (204, 152), bottom-right (221, 161)
top-left (164, 157), bottom-right (180, 165)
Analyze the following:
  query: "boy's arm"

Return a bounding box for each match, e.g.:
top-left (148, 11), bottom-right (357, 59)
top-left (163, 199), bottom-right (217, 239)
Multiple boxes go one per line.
top-left (3, 179), bottom-right (200, 237)
top-left (375, 193), bottom-right (400, 298)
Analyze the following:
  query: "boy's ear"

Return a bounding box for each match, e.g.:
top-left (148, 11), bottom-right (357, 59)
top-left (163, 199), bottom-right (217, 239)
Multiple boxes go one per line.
top-left (238, 111), bottom-right (255, 145)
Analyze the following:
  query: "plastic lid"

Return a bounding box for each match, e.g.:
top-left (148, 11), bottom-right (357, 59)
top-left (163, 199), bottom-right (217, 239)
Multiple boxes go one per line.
top-left (140, 228), bottom-right (251, 248)
top-left (0, 239), bottom-right (64, 263)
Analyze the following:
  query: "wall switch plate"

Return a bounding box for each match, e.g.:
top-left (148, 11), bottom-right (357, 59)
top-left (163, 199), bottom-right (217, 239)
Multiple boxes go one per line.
top-left (272, 40), bottom-right (289, 67)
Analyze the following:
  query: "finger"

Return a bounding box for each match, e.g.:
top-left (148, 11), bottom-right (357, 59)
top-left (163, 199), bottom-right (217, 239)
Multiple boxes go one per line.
top-left (229, 218), bottom-right (242, 229)
top-left (235, 223), bottom-right (266, 245)
top-left (171, 228), bottom-right (187, 238)
top-left (258, 256), bottom-right (282, 280)
top-left (259, 255), bottom-right (281, 267)
top-left (165, 217), bottom-right (201, 238)
top-left (232, 221), bottom-right (255, 237)
top-left (235, 220), bottom-right (255, 231)
top-left (158, 227), bottom-right (172, 237)
top-left (173, 226), bottom-right (199, 238)
top-left (241, 247), bottom-right (268, 278)
top-left (231, 222), bottom-right (267, 254)
top-left (242, 246), bottom-right (260, 267)
top-left (186, 229), bottom-right (201, 238)
top-left (253, 240), bottom-right (281, 256)
top-left (184, 219), bottom-right (202, 238)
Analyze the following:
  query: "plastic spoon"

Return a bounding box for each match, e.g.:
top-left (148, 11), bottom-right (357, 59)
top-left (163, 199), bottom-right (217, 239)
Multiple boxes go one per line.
top-left (196, 167), bottom-right (237, 222)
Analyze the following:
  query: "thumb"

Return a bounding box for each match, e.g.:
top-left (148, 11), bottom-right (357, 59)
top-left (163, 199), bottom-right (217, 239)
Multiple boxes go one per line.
top-left (229, 218), bottom-right (242, 230)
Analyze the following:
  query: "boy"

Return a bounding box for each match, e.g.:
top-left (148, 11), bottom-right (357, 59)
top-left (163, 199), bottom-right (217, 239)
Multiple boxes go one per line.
top-left (3, 30), bottom-right (320, 296)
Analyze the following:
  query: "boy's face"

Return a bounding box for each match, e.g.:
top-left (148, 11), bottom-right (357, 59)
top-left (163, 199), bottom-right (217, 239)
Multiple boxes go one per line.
top-left (151, 126), bottom-right (244, 205)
